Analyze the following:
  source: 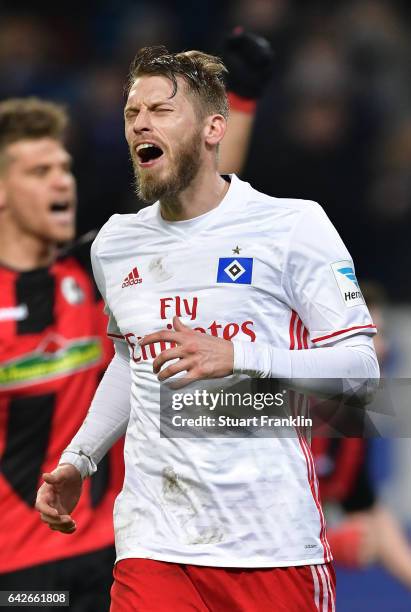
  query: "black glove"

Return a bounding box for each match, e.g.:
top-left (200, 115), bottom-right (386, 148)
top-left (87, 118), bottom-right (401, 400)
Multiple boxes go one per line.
top-left (222, 29), bottom-right (275, 99)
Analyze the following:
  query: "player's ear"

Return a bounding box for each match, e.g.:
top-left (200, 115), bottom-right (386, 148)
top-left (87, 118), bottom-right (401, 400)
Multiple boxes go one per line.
top-left (204, 114), bottom-right (226, 147)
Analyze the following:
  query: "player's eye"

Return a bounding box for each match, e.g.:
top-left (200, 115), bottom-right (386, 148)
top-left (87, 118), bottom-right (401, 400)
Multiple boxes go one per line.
top-left (125, 110), bottom-right (138, 121)
top-left (31, 166), bottom-right (49, 176)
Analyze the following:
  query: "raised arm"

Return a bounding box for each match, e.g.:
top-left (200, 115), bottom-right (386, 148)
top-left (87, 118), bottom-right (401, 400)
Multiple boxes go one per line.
top-left (219, 30), bottom-right (274, 175)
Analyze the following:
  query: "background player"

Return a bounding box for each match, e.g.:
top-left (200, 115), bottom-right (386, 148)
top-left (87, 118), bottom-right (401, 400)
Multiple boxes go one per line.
top-left (0, 98), bottom-right (123, 610)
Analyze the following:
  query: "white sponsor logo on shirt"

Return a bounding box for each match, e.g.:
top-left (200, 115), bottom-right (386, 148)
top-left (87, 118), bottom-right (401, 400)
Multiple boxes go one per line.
top-left (61, 276), bottom-right (85, 304)
top-left (0, 304), bottom-right (28, 321)
top-left (331, 260), bottom-right (364, 308)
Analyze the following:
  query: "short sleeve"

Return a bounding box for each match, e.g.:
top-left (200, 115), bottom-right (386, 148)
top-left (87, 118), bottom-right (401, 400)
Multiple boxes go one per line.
top-left (283, 203), bottom-right (376, 346)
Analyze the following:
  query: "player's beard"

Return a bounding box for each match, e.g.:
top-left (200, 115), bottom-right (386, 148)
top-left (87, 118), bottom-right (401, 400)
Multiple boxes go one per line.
top-left (132, 129), bottom-right (202, 204)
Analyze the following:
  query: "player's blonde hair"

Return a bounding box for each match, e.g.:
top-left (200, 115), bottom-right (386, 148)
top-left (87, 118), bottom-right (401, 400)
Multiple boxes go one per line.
top-left (126, 46), bottom-right (229, 120)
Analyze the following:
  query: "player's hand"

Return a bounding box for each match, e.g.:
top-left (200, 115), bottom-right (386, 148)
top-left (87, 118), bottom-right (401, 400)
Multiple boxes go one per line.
top-left (35, 464), bottom-right (82, 534)
top-left (222, 28), bottom-right (275, 99)
top-left (140, 316), bottom-right (234, 387)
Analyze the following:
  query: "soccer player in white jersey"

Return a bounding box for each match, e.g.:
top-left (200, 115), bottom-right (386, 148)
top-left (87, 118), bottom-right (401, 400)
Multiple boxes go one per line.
top-left (35, 46), bottom-right (379, 611)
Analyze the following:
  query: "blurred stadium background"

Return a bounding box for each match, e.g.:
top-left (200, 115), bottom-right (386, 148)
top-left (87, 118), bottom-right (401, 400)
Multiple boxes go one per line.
top-left (1, 0), bottom-right (410, 609)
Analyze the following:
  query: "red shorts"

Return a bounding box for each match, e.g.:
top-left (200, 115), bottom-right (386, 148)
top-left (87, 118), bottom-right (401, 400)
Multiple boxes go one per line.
top-left (110, 558), bottom-right (336, 611)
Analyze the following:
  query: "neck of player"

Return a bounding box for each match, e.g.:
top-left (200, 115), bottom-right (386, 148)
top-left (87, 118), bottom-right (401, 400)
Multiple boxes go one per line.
top-left (0, 224), bottom-right (57, 271)
top-left (159, 169), bottom-right (229, 222)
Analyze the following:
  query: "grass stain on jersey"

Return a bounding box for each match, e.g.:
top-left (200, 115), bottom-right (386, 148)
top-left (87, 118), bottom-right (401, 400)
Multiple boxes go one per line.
top-left (162, 466), bottom-right (225, 545)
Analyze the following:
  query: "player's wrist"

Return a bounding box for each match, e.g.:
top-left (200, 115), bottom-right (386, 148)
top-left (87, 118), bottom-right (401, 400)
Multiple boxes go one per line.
top-left (233, 341), bottom-right (268, 377)
top-left (59, 450), bottom-right (96, 480)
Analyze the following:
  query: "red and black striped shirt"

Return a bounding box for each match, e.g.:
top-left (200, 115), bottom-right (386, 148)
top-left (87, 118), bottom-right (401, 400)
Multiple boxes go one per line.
top-left (0, 244), bottom-right (124, 573)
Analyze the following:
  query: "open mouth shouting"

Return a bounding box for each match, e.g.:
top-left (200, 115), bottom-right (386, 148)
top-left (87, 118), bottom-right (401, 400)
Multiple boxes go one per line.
top-left (136, 142), bottom-right (164, 168)
top-left (48, 201), bottom-right (75, 224)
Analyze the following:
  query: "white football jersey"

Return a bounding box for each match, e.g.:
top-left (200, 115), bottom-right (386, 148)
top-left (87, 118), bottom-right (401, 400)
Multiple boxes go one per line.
top-left (91, 175), bottom-right (376, 567)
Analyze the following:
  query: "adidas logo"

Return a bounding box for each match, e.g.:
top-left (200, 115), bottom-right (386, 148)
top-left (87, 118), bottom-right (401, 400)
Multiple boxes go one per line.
top-left (122, 267), bottom-right (143, 288)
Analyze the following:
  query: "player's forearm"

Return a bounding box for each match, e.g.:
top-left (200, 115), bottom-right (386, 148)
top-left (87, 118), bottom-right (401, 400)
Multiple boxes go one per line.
top-left (59, 349), bottom-right (131, 479)
top-left (219, 106), bottom-right (255, 175)
top-left (233, 334), bottom-right (380, 396)
top-left (218, 30), bottom-right (274, 175)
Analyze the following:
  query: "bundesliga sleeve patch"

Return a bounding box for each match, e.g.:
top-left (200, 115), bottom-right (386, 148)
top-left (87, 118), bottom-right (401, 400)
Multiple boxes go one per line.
top-left (217, 257), bottom-right (253, 284)
top-left (331, 260), bottom-right (365, 307)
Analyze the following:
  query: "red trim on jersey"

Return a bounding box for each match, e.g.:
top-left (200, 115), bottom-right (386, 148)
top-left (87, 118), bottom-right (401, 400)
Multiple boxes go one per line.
top-left (289, 310), bottom-right (332, 563)
top-left (303, 326), bottom-right (309, 349)
top-left (306, 436), bottom-right (332, 562)
top-left (312, 324), bottom-right (376, 343)
top-left (297, 391), bottom-right (329, 561)
top-left (290, 312), bottom-right (310, 351)
top-left (297, 432), bottom-right (331, 563)
top-left (289, 310), bottom-right (297, 350)
top-left (107, 333), bottom-right (125, 339)
top-left (296, 317), bottom-right (303, 350)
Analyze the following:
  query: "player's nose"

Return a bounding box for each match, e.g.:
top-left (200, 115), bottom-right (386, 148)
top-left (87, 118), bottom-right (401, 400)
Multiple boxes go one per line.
top-left (132, 108), bottom-right (152, 134)
top-left (52, 169), bottom-right (75, 193)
